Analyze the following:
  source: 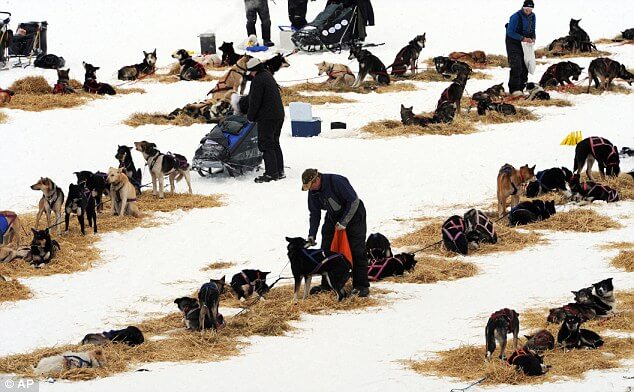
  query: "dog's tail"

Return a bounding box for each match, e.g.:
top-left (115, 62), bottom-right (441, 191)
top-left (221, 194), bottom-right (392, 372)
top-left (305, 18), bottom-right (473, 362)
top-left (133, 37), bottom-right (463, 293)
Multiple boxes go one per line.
top-left (199, 304), bottom-right (209, 331)
top-left (485, 321), bottom-right (496, 358)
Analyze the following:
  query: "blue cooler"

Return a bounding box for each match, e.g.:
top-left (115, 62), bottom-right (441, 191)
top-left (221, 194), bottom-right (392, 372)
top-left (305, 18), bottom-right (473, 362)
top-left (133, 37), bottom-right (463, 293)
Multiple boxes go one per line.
top-left (291, 117), bottom-right (321, 137)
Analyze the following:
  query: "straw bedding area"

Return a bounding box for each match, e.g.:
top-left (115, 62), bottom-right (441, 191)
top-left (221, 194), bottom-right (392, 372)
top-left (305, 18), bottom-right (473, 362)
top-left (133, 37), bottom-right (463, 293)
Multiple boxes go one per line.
top-left (123, 112), bottom-right (207, 127)
top-left (511, 98), bottom-right (573, 107)
top-left (0, 111), bottom-right (7, 123)
top-left (360, 118), bottom-right (477, 137)
top-left (407, 336), bottom-right (633, 386)
top-left (202, 261), bottom-right (237, 271)
top-left (286, 81), bottom-right (418, 95)
top-left (610, 250), bottom-right (633, 272)
top-left (549, 84), bottom-right (632, 95)
top-left (402, 69), bottom-right (491, 82)
top-left (602, 174), bottom-right (634, 200)
top-left (534, 48), bottom-right (611, 59)
top-left (0, 192), bottom-right (223, 280)
top-left (525, 208), bottom-right (622, 232)
top-left (595, 37), bottom-right (634, 45)
top-left (0, 279), bottom-right (32, 304)
top-left (395, 256), bottom-right (478, 284)
top-left (281, 87), bottom-right (355, 106)
top-left (0, 285), bottom-right (387, 381)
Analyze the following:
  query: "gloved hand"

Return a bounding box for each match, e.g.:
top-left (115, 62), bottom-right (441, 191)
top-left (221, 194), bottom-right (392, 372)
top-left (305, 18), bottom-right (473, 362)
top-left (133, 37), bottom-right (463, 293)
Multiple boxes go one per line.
top-left (335, 222), bottom-right (346, 231)
top-left (305, 236), bottom-right (316, 248)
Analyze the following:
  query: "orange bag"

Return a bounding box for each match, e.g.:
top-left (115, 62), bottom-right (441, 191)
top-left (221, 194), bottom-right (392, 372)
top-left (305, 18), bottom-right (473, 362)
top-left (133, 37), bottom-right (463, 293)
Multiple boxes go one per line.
top-left (330, 229), bottom-right (353, 266)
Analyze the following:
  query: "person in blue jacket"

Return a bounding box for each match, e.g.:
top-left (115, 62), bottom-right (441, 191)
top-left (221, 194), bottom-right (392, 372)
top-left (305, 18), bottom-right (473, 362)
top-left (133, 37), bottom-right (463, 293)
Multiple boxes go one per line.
top-left (506, 0), bottom-right (536, 95)
top-left (302, 168), bottom-right (370, 297)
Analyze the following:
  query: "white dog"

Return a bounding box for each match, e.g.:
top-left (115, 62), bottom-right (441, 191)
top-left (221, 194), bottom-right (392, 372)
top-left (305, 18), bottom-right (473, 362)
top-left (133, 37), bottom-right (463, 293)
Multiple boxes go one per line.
top-left (35, 349), bottom-right (104, 376)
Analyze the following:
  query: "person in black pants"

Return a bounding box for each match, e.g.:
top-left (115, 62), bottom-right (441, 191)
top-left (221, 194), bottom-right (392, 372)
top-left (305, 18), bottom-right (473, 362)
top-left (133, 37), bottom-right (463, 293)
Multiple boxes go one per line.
top-left (288, 0), bottom-right (313, 30)
top-left (302, 168), bottom-right (370, 297)
top-left (246, 58), bottom-right (285, 183)
top-left (505, 0), bottom-right (536, 95)
top-left (245, 0), bottom-right (274, 47)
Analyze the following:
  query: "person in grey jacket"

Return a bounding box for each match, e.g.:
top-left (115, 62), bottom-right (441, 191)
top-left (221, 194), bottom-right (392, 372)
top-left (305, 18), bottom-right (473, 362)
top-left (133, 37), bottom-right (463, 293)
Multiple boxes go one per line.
top-left (302, 168), bottom-right (370, 297)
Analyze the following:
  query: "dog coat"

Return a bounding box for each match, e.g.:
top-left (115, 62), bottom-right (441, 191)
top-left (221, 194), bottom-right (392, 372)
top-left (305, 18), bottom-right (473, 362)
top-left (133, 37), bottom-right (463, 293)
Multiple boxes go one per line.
top-left (441, 215), bottom-right (468, 255)
top-left (507, 347), bottom-right (530, 366)
top-left (367, 256), bottom-right (403, 281)
top-left (490, 308), bottom-right (516, 333)
top-left (0, 213), bottom-right (16, 241)
top-left (464, 209), bottom-right (497, 244)
top-left (528, 330), bottom-right (555, 351)
top-left (582, 182), bottom-right (619, 203)
top-left (589, 136), bottom-right (619, 165)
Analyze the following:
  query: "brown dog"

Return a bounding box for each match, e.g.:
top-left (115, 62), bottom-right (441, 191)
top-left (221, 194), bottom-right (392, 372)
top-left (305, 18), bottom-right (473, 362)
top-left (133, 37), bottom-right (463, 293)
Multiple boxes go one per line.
top-left (106, 168), bottom-right (141, 217)
top-left (0, 211), bottom-right (22, 246)
top-left (207, 55), bottom-right (250, 100)
top-left (449, 51), bottom-right (487, 65)
top-left (497, 164), bottom-right (536, 217)
top-left (316, 61), bottom-right (355, 87)
top-left (31, 177), bottom-right (65, 236)
top-left (0, 88), bottom-right (14, 105)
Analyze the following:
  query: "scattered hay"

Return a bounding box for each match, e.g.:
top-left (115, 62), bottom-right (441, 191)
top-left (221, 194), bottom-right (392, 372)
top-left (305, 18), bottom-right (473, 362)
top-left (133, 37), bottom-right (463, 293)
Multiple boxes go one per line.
top-left (359, 118), bottom-right (477, 138)
top-left (512, 98), bottom-right (573, 107)
top-left (408, 336), bottom-right (633, 385)
top-left (396, 256), bottom-right (478, 284)
top-left (123, 112), bottom-right (207, 127)
top-left (602, 174), bottom-right (634, 200)
top-left (69, 79), bottom-right (83, 90)
top-left (595, 37), bottom-right (634, 45)
top-left (393, 217), bottom-right (543, 257)
top-left (115, 87), bottom-right (146, 95)
top-left (549, 84), bottom-right (632, 95)
top-left (0, 285), bottom-right (386, 381)
top-left (281, 87), bottom-right (355, 106)
top-left (202, 261), bottom-right (236, 271)
top-left (404, 69), bottom-right (491, 82)
top-left (7, 93), bottom-right (96, 112)
top-left (0, 111), bottom-right (7, 123)
top-left (288, 80), bottom-right (417, 95)
top-left (462, 105), bottom-right (538, 125)
top-left (526, 208), bottom-right (622, 232)
top-left (611, 250), bottom-right (634, 272)
top-left (600, 241), bottom-right (634, 251)
top-left (9, 76), bottom-right (52, 94)
top-left (151, 73), bottom-right (220, 84)
top-left (0, 279), bottom-right (32, 303)
top-left (0, 192), bottom-right (223, 280)
top-left (485, 54), bottom-right (508, 68)
top-left (535, 48), bottom-right (611, 59)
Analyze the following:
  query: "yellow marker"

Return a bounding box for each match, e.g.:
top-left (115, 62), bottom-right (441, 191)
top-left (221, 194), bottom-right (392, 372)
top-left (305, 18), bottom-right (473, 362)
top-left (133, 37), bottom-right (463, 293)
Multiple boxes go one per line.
top-left (561, 131), bottom-right (580, 146)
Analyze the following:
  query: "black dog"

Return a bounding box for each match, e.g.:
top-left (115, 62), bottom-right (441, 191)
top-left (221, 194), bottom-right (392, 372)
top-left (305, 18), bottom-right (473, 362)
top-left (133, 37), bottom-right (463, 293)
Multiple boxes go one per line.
top-left (548, 302), bottom-right (596, 324)
top-left (557, 315), bottom-right (604, 349)
top-left (400, 102), bottom-right (456, 127)
top-left (65, 183), bottom-right (97, 235)
top-left (437, 72), bottom-right (469, 113)
top-left (472, 83), bottom-right (505, 102)
top-left (539, 61), bottom-right (583, 87)
top-left (592, 278), bottom-right (615, 315)
top-left (367, 253), bottom-right (416, 281)
top-left (572, 286), bottom-right (612, 317)
top-left (547, 35), bottom-right (578, 54)
top-left (587, 57), bottom-right (634, 92)
top-left (262, 53), bottom-right (290, 75)
top-left (118, 49), bottom-right (157, 81)
top-left (441, 215), bottom-right (468, 255)
top-left (525, 167), bottom-right (573, 198)
top-left (82, 62), bottom-right (116, 95)
top-left (286, 237), bottom-right (351, 302)
top-left (171, 49), bottom-right (206, 81)
top-left (464, 209), bottom-right (497, 245)
top-left (219, 42), bottom-right (241, 66)
top-left (508, 200), bottom-right (556, 226)
top-left (573, 136), bottom-right (620, 181)
top-left (174, 297), bottom-right (217, 330)
top-left (391, 34), bottom-right (426, 76)
top-left (230, 269), bottom-right (270, 300)
top-left (622, 28), bottom-right (634, 40)
top-left (115, 145), bottom-right (142, 194)
top-left (52, 69), bottom-right (75, 94)
top-left (569, 174), bottom-right (619, 204)
top-left (348, 45), bottom-right (390, 87)
top-left (81, 326), bottom-right (144, 347)
top-left (433, 56), bottom-right (472, 76)
top-left (475, 97), bottom-right (516, 116)
top-left (485, 308), bottom-right (519, 360)
top-left (29, 228), bottom-right (60, 268)
top-left (197, 277), bottom-right (226, 331)
top-left (507, 347), bottom-right (549, 376)
top-left (525, 82), bottom-right (550, 101)
top-left (569, 19), bottom-right (596, 53)
top-left (74, 171), bottom-right (108, 213)
top-left (366, 232), bottom-right (393, 260)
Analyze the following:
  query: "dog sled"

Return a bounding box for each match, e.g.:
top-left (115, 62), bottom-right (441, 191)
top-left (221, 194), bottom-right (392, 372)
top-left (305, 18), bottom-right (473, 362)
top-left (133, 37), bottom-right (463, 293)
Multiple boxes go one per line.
top-left (292, 2), bottom-right (360, 52)
top-left (0, 12), bottom-right (48, 69)
top-left (192, 115), bottom-right (262, 177)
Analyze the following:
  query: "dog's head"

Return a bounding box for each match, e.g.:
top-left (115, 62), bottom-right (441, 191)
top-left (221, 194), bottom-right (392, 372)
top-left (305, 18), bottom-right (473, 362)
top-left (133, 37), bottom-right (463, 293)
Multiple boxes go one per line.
top-left (561, 167), bottom-right (574, 182)
top-left (471, 50), bottom-right (486, 63)
top-left (219, 42), bottom-right (234, 53)
top-left (569, 18), bottom-right (582, 30)
top-left (171, 49), bottom-right (189, 61)
top-left (82, 62), bottom-right (99, 79)
top-left (348, 45), bottom-right (363, 60)
top-left (519, 164), bottom-right (536, 182)
top-left (80, 333), bottom-right (108, 346)
top-left (397, 253), bottom-right (417, 271)
top-left (209, 276), bottom-right (226, 294)
top-left (592, 278), bottom-right (614, 298)
top-left (269, 53), bottom-right (290, 69)
top-left (572, 287), bottom-right (594, 305)
top-left (106, 167), bottom-right (126, 185)
top-left (67, 182), bottom-right (86, 201)
top-left (565, 61), bottom-right (584, 80)
top-left (116, 145), bottom-right (133, 163)
top-left (412, 33), bottom-right (426, 48)
top-left (563, 314), bottom-right (581, 332)
top-left (286, 236), bottom-right (307, 253)
top-left (525, 329), bottom-right (555, 352)
top-left (400, 104), bottom-right (415, 122)
top-left (174, 297), bottom-right (199, 314)
top-left (618, 64), bottom-right (634, 85)
top-left (57, 68), bottom-right (70, 82)
top-left (547, 307), bottom-right (566, 323)
top-left (74, 171), bottom-right (93, 186)
top-left (525, 181), bottom-right (540, 198)
top-left (433, 56), bottom-right (448, 73)
top-left (30, 228), bottom-right (50, 248)
top-left (315, 61), bottom-right (331, 76)
top-left (143, 49), bottom-right (157, 67)
top-left (134, 141), bottom-right (157, 156)
top-left (90, 349), bottom-right (105, 367)
top-left (236, 55), bottom-right (251, 70)
top-left (489, 83), bottom-right (505, 96)
top-left (30, 177), bottom-right (53, 192)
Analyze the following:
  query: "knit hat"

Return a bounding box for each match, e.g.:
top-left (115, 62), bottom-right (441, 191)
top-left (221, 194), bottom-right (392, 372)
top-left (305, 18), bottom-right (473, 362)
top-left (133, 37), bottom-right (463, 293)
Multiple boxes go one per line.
top-left (301, 168), bottom-right (319, 191)
top-left (246, 57), bottom-right (262, 71)
top-left (523, 0), bottom-right (534, 8)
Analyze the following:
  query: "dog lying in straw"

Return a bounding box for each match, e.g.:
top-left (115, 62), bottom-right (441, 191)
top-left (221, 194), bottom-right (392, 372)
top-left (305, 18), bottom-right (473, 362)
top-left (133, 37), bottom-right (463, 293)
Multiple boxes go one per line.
top-left (400, 102), bottom-right (456, 127)
top-left (0, 211), bottom-right (22, 246)
top-left (35, 349), bottom-right (104, 376)
top-left (316, 61), bottom-right (355, 87)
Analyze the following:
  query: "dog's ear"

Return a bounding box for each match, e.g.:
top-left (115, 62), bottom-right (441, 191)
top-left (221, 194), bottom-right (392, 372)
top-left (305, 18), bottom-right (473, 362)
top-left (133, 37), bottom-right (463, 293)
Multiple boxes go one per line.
top-left (149, 142), bottom-right (157, 149)
top-left (31, 228), bottom-right (37, 235)
top-left (571, 290), bottom-right (578, 296)
top-left (263, 271), bottom-right (271, 276)
top-left (152, 48), bottom-right (156, 55)
top-left (44, 228), bottom-right (49, 235)
top-left (219, 275), bottom-right (225, 284)
top-left (285, 236), bottom-right (292, 242)
top-left (143, 51), bottom-right (148, 56)
top-left (524, 335), bottom-right (533, 340)
top-left (422, 32), bottom-right (426, 38)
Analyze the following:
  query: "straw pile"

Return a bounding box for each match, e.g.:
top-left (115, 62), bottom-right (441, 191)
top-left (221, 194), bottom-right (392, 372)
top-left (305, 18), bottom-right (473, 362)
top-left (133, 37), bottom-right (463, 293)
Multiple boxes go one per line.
top-left (0, 192), bottom-right (223, 280)
top-left (526, 208), bottom-right (621, 232)
top-left (0, 279), bottom-right (32, 303)
top-left (550, 84), bottom-right (632, 95)
top-left (286, 81), bottom-right (417, 95)
top-left (115, 87), bottom-right (146, 95)
top-left (360, 118), bottom-right (478, 138)
top-left (484, 54), bottom-right (508, 68)
top-left (9, 76), bottom-right (52, 94)
top-left (534, 48), bottom-right (611, 59)
top-left (123, 112), bottom-right (207, 127)
top-left (403, 69), bottom-right (491, 82)
top-left (202, 261), bottom-right (236, 271)
top-left (395, 256), bottom-right (478, 284)
top-left (408, 336), bottom-right (633, 385)
top-left (595, 37), bottom-right (634, 45)
top-left (281, 87), bottom-right (355, 106)
top-left (0, 111), bottom-right (7, 123)
top-left (462, 106), bottom-right (538, 125)
top-left (511, 98), bottom-right (573, 107)
top-left (604, 241), bottom-right (634, 271)
top-left (602, 174), bottom-right (634, 200)
top-left (0, 285), bottom-right (387, 381)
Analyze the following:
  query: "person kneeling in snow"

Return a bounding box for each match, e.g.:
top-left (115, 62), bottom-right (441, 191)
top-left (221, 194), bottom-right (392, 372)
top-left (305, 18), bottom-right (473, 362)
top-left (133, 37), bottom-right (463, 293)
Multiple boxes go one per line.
top-left (302, 168), bottom-right (370, 297)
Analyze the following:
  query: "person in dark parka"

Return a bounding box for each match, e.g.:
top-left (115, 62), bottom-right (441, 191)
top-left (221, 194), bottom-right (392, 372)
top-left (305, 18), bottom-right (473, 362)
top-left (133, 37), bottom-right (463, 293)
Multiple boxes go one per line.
top-left (302, 169), bottom-right (370, 297)
top-left (244, 0), bottom-right (274, 47)
top-left (288, 0), bottom-right (314, 30)
top-left (246, 58), bottom-right (285, 183)
top-left (506, 0), bottom-right (536, 95)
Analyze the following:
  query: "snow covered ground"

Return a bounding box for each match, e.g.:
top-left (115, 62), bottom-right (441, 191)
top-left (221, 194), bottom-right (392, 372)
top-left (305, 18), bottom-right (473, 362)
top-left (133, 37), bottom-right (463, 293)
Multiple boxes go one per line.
top-left (0, 0), bottom-right (633, 391)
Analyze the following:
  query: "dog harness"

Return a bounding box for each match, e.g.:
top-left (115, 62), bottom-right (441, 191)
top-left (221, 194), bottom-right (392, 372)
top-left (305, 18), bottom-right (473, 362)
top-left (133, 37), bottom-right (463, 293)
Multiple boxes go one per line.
top-left (302, 248), bottom-right (344, 275)
top-left (530, 330), bottom-right (555, 350)
top-left (490, 308), bottom-right (516, 333)
top-left (0, 212), bottom-right (16, 242)
top-left (63, 355), bottom-right (94, 369)
top-left (367, 256), bottom-right (403, 282)
top-left (83, 79), bottom-right (103, 94)
top-left (112, 181), bottom-right (137, 203)
top-left (441, 216), bottom-right (466, 243)
top-left (193, 61), bottom-right (207, 78)
top-left (499, 164), bottom-right (522, 195)
top-left (240, 270), bottom-right (265, 296)
top-left (589, 136), bottom-right (619, 166)
top-left (52, 82), bottom-right (71, 94)
top-left (209, 64), bottom-right (247, 95)
top-left (326, 65), bottom-right (354, 79)
top-left (581, 181), bottom-right (619, 203)
top-left (506, 347), bottom-right (530, 366)
top-left (466, 210), bottom-right (496, 242)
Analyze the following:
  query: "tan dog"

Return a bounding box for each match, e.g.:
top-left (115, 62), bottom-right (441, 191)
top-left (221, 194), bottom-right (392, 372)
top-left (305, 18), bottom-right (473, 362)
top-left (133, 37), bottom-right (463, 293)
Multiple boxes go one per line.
top-left (207, 55), bottom-right (250, 100)
top-left (106, 168), bottom-right (141, 217)
top-left (0, 244), bottom-right (30, 263)
top-left (31, 177), bottom-right (65, 235)
top-left (0, 88), bottom-right (14, 105)
top-left (0, 211), bottom-right (22, 246)
top-left (134, 141), bottom-right (193, 198)
top-left (316, 61), bottom-right (355, 87)
top-left (35, 349), bottom-right (105, 376)
top-left (497, 164), bottom-right (536, 217)
top-left (449, 50), bottom-right (487, 64)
